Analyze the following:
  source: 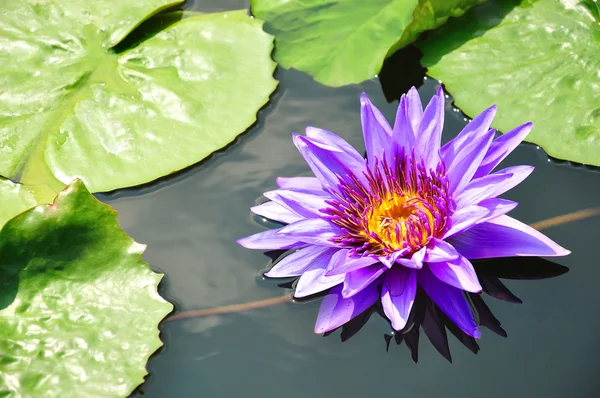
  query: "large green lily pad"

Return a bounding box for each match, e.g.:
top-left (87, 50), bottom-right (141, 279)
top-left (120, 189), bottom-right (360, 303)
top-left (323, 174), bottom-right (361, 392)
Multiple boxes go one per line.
top-left (0, 180), bottom-right (173, 397)
top-left (387, 0), bottom-right (487, 57)
top-left (251, 0), bottom-right (484, 87)
top-left (0, 1), bottom-right (277, 192)
top-left (420, 0), bottom-right (600, 166)
top-left (0, 179), bottom-right (56, 229)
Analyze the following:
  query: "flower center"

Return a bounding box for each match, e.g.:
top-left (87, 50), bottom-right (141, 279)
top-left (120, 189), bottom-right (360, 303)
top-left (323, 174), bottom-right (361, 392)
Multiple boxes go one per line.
top-left (364, 193), bottom-right (434, 251)
top-left (325, 151), bottom-right (450, 257)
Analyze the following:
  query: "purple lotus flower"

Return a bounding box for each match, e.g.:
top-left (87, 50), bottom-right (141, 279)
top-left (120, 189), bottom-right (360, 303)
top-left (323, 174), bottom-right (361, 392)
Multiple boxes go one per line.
top-left (238, 87), bottom-right (569, 338)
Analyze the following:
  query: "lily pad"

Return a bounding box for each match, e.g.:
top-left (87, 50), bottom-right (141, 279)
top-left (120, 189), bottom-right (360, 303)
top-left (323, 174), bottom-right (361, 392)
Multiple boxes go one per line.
top-left (0, 179), bottom-right (56, 229)
top-left (251, 0), bottom-right (484, 87)
top-left (386, 0), bottom-right (487, 57)
top-left (0, 179), bottom-right (173, 397)
top-left (0, 2), bottom-right (278, 192)
top-left (420, 0), bottom-right (600, 166)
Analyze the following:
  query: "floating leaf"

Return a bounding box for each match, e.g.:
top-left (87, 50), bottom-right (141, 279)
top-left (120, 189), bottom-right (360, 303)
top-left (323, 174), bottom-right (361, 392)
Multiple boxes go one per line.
top-left (0, 2), bottom-right (277, 192)
top-left (420, 0), bottom-right (600, 166)
top-left (386, 0), bottom-right (487, 57)
top-left (0, 179), bottom-right (56, 229)
top-left (0, 180), bottom-right (173, 397)
top-left (251, 0), bottom-right (484, 87)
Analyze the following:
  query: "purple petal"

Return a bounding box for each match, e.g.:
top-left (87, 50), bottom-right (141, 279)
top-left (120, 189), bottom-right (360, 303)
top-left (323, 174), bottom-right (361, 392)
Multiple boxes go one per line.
top-left (342, 263), bottom-right (387, 298)
top-left (360, 93), bottom-right (393, 165)
top-left (418, 267), bottom-right (481, 338)
top-left (293, 133), bottom-right (367, 191)
top-left (416, 87), bottom-right (444, 169)
top-left (443, 206), bottom-right (490, 239)
top-left (446, 127), bottom-right (496, 193)
top-left (455, 165), bottom-right (534, 208)
top-left (276, 218), bottom-right (338, 246)
top-left (276, 176), bottom-right (324, 192)
top-left (444, 198), bottom-right (518, 239)
top-left (391, 94), bottom-right (416, 154)
top-left (250, 201), bottom-right (303, 224)
top-left (396, 246), bottom-right (426, 269)
top-left (381, 268), bottom-right (417, 331)
top-left (473, 197), bottom-right (518, 224)
top-left (474, 122), bottom-right (532, 179)
top-left (305, 126), bottom-right (365, 164)
top-left (314, 283), bottom-right (379, 334)
top-left (265, 246), bottom-right (334, 278)
top-left (237, 228), bottom-right (302, 250)
top-left (325, 250), bottom-right (380, 276)
top-left (428, 254), bottom-right (482, 293)
top-left (379, 248), bottom-right (410, 268)
top-left (264, 188), bottom-right (330, 219)
top-left (424, 238), bottom-right (460, 262)
top-left (441, 105), bottom-right (497, 162)
top-left (450, 215), bottom-right (570, 259)
top-left (406, 87), bottom-right (423, 133)
top-left (294, 252), bottom-right (345, 298)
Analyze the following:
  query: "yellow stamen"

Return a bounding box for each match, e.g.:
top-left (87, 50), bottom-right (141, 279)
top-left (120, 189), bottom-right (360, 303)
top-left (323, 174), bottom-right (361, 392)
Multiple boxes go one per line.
top-left (363, 192), bottom-right (435, 252)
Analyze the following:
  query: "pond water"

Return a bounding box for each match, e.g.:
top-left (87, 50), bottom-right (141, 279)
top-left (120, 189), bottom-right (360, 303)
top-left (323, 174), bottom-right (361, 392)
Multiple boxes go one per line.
top-left (97, 1), bottom-right (600, 396)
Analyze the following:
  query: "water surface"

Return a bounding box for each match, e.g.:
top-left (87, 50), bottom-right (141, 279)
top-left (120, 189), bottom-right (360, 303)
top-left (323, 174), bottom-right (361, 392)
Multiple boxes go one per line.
top-left (98, 1), bottom-right (600, 396)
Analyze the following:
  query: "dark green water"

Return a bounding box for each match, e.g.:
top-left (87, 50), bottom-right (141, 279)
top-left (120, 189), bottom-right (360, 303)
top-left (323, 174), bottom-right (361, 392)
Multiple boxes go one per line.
top-left (97, 1), bottom-right (600, 396)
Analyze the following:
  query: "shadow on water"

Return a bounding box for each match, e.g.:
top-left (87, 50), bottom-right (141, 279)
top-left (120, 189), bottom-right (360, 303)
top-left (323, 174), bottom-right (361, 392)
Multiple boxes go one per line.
top-left (265, 255), bottom-right (570, 364)
top-left (218, 246), bottom-right (571, 365)
top-left (378, 46), bottom-right (426, 103)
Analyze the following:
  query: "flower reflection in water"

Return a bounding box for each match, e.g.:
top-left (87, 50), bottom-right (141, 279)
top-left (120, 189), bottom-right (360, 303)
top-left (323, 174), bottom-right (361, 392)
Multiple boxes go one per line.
top-left (264, 251), bottom-right (568, 363)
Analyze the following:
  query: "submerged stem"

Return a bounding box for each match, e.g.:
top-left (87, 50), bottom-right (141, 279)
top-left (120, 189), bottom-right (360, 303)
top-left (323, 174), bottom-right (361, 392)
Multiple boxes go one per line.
top-left (166, 207), bottom-right (600, 323)
top-left (165, 294), bottom-right (293, 322)
top-left (530, 207), bottom-right (600, 231)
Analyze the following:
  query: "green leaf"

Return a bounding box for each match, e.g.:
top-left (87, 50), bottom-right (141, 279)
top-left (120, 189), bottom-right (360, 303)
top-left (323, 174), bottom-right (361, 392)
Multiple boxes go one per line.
top-left (0, 3), bottom-right (277, 192)
top-left (387, 0), bottom-right (487, 57)
top-left (0, 179), bottom-right (172, 397)
top-left (251, 0), bottom-right (418, 87)
top-left (251, 0), bottom-right (484, 87)
top-left (0, 179), bottom-right (56, 230)
top-left (420, 0), bottom-right (600, 166)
